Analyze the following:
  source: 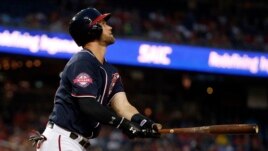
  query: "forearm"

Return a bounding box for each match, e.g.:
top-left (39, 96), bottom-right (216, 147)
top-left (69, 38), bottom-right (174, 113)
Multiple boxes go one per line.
top-left (110, 92), bottom-right (139, 120)
top-left (78, 97), bottom-right (145, 139)
top-left (116, 103), bottom-right (139, 120)
top-left (109, 92), bottom-right (162, 138)
top-left (78, 97), bottom-right (124, 127)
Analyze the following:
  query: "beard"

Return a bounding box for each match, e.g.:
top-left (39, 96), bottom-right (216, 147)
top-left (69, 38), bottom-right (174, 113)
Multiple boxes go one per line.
top-left (100, 33), bottom-right (115, 46)
top-left (107, 36), bottom-right (115, 45)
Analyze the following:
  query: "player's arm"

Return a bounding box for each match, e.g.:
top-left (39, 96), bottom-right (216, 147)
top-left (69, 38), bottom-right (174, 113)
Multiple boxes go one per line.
top-left (110, 92), bottom-right (139, 120)
top-left (110, 92), bottom-right (162, 137)
top-left (78, 97), bottom-right (140, 138)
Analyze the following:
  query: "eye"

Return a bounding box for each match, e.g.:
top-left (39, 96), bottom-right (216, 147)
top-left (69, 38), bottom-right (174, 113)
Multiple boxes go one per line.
top-left (99, 20), bottom-right (107, 26)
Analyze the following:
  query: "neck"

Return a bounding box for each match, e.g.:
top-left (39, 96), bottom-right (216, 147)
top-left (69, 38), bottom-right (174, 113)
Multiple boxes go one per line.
top-left (84, 42), bottom-right (106, 64)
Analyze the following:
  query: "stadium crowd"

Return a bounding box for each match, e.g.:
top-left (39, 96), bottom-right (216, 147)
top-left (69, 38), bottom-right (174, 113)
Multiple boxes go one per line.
top-left (0, 0), bottom-right (268, 52)
top-left (0, 0), bottom-right (268, 150)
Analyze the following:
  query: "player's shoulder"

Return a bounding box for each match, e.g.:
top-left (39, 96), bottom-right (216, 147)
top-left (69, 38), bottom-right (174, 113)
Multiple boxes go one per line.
top-left (75, 49), bottom-right (95, 61)
top-left (67, 50), bottom-right (96, 65)
top-left (104, 61), bottom-right (119, 72)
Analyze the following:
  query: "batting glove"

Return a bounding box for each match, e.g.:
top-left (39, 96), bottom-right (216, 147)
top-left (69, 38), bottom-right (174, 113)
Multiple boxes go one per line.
top-left (117, 117), bottom-right (142, 139)
top-left (131, 113), bottom-right (162, 138)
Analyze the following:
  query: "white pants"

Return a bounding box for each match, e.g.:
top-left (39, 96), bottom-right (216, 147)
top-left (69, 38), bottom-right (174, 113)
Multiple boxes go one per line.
top-left (37, 123), bottom-right (90, 151)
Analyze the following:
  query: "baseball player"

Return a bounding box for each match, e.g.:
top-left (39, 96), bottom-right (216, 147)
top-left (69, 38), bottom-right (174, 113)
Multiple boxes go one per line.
top-left (29, 7), bottom-right (162, 151)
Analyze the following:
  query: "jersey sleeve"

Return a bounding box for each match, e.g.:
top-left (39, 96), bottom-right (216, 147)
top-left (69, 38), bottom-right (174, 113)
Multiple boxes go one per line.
top-left (67, 60), bottom-right (99, 98)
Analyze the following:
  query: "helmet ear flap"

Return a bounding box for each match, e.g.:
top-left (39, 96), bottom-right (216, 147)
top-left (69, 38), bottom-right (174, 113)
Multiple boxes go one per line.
top-left (88, 24), bottom-right (103, 40)
top-left (82, 17), bottom-right (103, 40)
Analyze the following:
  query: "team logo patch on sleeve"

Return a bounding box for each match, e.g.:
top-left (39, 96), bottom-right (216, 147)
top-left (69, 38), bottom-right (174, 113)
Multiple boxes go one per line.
top-left (108, 73), bottom-right (120, 95)
top-left (73, 73), bottom-right (93, 87)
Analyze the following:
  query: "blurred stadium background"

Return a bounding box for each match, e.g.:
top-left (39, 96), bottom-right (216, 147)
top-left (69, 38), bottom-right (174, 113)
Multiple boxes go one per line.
top-left (0, 0), bottom-right (267, 151)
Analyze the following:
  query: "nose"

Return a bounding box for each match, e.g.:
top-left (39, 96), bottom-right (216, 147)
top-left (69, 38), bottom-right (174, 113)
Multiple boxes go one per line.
top-left (108, 24), bottom-right (112, 30)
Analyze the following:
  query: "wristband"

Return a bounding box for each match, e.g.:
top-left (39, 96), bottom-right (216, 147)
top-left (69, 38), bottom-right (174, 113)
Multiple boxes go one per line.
top-left (131, 113), bottom-right (153, 127)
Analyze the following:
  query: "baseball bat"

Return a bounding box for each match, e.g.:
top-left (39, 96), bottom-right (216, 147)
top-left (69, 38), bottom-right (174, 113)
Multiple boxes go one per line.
top-left (159, 124), bottom-right (259, 134)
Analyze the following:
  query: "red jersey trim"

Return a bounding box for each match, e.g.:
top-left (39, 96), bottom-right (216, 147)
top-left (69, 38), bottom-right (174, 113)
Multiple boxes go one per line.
top-left (58, 135), bottom-right (61, 151)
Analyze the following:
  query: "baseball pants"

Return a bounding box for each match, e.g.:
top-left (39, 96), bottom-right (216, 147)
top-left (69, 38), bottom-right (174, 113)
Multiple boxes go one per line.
top-left (37, 122), bottom-right (90, 151)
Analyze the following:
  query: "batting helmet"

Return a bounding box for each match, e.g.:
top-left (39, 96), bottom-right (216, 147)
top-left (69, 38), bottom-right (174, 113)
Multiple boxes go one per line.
top-left (69, 7), bottom-right (111, 46)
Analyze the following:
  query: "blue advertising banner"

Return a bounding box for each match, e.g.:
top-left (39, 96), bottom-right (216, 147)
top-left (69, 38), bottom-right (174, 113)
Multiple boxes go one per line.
top-left (0, 26), bottom-right (268, 77)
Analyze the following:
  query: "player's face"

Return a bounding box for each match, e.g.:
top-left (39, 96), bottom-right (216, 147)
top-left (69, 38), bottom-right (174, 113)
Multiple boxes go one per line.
top-left (99, 20), bottom-right (115, 45)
